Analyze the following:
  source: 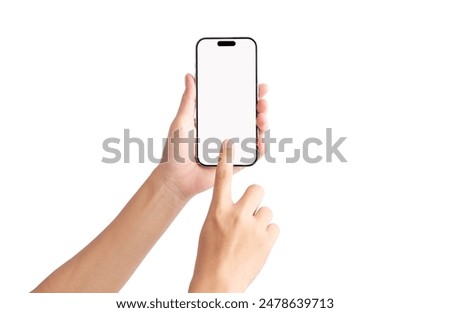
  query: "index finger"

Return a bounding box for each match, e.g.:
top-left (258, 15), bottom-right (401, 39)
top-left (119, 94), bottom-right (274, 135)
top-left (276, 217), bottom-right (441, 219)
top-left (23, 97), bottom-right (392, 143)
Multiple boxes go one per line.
top-left (212, 140), bottom-right (233, 205)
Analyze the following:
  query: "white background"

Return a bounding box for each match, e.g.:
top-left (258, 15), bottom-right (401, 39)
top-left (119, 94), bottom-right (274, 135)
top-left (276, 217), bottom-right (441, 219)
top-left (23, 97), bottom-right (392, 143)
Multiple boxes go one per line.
top-left (0, 1), bottom-right (449, 312)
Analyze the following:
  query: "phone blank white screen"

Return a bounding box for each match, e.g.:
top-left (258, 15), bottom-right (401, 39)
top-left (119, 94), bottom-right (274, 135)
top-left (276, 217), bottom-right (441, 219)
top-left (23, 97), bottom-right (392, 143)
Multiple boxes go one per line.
top-left (196, 38), bottom-right (257, 166)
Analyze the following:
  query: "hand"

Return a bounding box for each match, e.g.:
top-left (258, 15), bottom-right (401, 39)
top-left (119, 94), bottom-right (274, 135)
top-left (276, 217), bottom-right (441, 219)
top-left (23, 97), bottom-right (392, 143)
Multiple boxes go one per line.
top-left (189, 141), bottom-right (279, 293)
top-left (155, 74), bottom-right (269, 203)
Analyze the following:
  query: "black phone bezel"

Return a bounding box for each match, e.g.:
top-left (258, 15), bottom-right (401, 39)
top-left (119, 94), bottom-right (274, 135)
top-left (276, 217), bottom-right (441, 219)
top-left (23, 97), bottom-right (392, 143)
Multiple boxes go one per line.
top-left (195, 37), bottom-right (259, 167)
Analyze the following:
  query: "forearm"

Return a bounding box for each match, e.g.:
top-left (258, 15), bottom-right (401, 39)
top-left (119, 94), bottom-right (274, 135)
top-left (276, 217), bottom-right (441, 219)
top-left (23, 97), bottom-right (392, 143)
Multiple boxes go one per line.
top-left (32, 166), bottom-right (187, 293)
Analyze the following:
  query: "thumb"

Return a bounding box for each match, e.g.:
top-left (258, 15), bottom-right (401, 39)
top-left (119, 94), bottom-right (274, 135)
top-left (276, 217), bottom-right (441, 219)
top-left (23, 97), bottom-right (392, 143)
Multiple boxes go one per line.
top-left (212, 140), bottom-right (233, 205)
top-left (176, 74), bottom-right (196, 120)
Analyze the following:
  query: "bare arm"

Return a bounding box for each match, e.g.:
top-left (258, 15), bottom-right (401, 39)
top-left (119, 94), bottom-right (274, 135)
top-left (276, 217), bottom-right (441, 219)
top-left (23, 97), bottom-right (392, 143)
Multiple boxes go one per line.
top-left (32, 168), bottom-right (186, 292)
top-left (32, 74), bottom-right (269, 292)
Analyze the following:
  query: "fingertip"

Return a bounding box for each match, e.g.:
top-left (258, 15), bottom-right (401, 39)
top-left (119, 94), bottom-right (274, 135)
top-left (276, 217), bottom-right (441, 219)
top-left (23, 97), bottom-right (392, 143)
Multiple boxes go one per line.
top-left (255, 206), bottom-right (273, 221)
top-left (217, 140), bottom-right (232, 173)
top-left (225, 139), bottom-right (234, 164)
top-left (267, 223), bottom-right (280, 240)
top-left (248, 184), bottom-right (265, 198)
top-left (259, 84), bottom-right (269, 98)
top-left (212, 140), bottom-right (233, 203)
top-left (176, 74), bottom-right (196, 119)
top-left (186, 73), bottom-right (195, 85)
top-left (257, 113), bottom-right (268, 131)
top-left (257, 99), bottom-right (268, 114)
top-left (257, 135), bottom-right (265, 159)
top-left (185, 74), bottom-right (195, 93)
top-left (236, 183), bottom-right (265, 215)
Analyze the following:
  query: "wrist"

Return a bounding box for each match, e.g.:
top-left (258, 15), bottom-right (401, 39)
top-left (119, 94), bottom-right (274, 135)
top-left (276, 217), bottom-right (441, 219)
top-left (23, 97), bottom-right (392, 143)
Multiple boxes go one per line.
top-left (189, 279), bottom-right (231, 293)
top-left (151, 166), bottom-right (191, 207)
top-left (189, 272), bottom-right (244, 293)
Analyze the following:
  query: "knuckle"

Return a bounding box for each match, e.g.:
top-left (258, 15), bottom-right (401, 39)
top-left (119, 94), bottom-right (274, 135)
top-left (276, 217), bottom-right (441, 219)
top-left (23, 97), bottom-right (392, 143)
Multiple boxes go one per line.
top-left (169, 120), bottom-right (181, 132)
top-left (268, 223), bottom-right (280, 238)
top-left (231, 209), bottom-right (247, 225)
top-left (260, 206), bottom-right (273, 219)
top-left (210, 207), bottom-right (227, 225)
top-left (247, 184), bottom-right (265, 197)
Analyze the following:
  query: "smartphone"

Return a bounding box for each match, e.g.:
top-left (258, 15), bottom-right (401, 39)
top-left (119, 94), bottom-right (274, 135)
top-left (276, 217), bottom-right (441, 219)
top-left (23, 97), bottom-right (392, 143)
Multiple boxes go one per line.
top-left (196, 37), bottom-right (258, 166)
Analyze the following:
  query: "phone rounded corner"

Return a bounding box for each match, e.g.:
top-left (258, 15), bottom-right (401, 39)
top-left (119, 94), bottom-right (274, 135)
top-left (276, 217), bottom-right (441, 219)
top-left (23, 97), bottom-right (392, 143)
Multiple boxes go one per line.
top-left (245, 37), bottom-right (258, 49)
top-left (235, 153), bottom-right (259, 167)
top-left (246, 156), bottom-right (259, 167)
top-left (196, 156), bottom-right (216, 168)
top-left (196, 37), bottom-right (208, 50)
